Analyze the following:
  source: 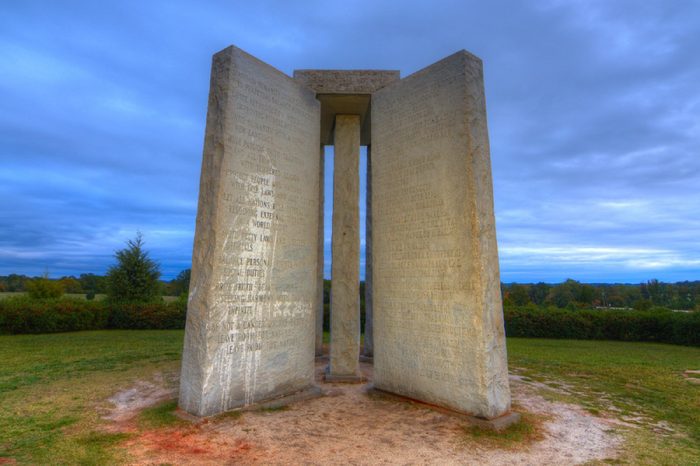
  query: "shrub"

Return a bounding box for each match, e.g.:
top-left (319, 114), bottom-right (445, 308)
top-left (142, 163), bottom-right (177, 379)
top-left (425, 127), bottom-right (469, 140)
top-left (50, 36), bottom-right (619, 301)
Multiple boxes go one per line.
top-left (0, 297), bottom-right (108, 334)
top-left (2, 295), bottom-right (697, 348)
top-left (505, 306), bottom-right (700, 346)
top-left (26, 278), bottom-right (64, 300)
top-left (108, 300), bottom-right (186, 330)
top-left (0, 296), bottom-right (186, 334)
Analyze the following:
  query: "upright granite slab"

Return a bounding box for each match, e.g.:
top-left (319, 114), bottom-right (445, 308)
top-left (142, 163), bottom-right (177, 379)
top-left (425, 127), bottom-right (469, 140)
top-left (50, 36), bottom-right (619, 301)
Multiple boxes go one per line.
top-left (327, 114), bottom-right (362, 380)
top-left (179, 46), bottom-right (321, 417)
top-left (371, 51), bottom-right (511, 419)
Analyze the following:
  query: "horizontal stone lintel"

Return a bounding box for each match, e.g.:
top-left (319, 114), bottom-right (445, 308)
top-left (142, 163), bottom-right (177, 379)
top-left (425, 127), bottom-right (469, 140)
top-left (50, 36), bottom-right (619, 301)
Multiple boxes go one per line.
top-left (293, 69), bottom-right (400, 94)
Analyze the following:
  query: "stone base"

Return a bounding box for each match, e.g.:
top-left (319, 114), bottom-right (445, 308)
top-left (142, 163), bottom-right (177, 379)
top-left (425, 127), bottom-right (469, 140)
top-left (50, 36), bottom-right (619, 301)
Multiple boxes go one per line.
top-left (177, 386), bottom-right (323, 420)
top-left (366, 387), bottom-right (520, 431)
top-left (324, 366), bottom-right (367, 383)
top-left (253, 386), bottom-right (324, 410)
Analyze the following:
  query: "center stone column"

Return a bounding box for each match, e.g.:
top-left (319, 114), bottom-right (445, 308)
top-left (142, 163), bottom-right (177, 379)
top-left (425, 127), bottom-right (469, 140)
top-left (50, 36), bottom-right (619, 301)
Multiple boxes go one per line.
top-left (327, 114), bottom-right (363, 381)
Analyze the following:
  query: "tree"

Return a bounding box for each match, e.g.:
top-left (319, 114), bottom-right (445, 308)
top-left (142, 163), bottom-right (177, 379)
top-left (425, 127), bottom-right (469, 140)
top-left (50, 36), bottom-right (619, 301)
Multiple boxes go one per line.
top-left (79, 273), bottom-right (107, 294)
top-left (59, 276), bottom-right (82, 293)
top-left (106, 233), bottom-right (161, 303)
top-left (547, 280), bottom-right (577, 308)
top-left (529, 282), bottom-right (550, 306)
top-left (3, 274), bottom-right (29, 292)
top-left (170, 268), bottom-right (191, 297)
top-left (26, 273), bottom-right (64, 299)
top-left (576, 284), bottom-right (596, 306)
top-left (507, 284), bottom-right (531, 306)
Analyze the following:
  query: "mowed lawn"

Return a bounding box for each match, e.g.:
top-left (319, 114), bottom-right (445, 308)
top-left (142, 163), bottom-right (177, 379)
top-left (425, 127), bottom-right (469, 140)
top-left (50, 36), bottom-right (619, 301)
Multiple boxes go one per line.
top-left (0, 331), bottom-right (698, 465)
top-left (0, 331), bottom-right (184, 464)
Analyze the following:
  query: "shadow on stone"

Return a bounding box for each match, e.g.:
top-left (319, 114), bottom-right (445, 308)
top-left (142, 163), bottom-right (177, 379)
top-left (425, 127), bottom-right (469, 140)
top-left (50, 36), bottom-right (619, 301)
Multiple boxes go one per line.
top-left (365, 386), bottom-right (521, 431)
top-left (176, 386), bottom-right (323, 421)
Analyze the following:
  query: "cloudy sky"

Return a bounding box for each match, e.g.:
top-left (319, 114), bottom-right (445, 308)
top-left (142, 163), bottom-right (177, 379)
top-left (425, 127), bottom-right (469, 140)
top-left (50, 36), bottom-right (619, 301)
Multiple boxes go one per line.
top-left (1, 0), bottom-right (699, 283)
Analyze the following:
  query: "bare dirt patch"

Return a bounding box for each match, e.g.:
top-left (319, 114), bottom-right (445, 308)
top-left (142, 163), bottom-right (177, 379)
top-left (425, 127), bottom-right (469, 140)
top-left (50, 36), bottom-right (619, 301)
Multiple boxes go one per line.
top-left (104, 359), bottom-right (623, 465)
top-left (101, 372), bottom-right (178, 432)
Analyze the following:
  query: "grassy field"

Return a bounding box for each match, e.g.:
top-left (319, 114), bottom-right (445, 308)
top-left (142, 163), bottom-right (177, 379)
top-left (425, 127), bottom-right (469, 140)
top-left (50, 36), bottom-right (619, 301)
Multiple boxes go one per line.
top-left (0, 330), bottom-right (183, 464)
top-left (507, 339), bottom-right (700, 464)
top-left (0, 331), bottom-right (698, 464)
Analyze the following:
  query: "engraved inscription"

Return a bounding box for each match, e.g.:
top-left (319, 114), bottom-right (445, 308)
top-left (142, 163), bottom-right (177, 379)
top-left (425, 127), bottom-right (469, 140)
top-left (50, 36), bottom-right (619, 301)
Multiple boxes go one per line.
top-left (180, 47), bottom-right (320, 416)
top-left (372, 52), bottom-right (511, 418)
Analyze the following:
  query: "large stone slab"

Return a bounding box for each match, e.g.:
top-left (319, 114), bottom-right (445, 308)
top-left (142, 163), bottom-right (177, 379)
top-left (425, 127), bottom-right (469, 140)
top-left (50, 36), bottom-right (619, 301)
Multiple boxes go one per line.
top-left (328, 114), bottom-right (362, 379)
top-left (293, 70), bottom-right (400, 94)
top-left (371, 51), bottom-right (511, 419)
top-left (179, 46), bottom-right (321, 417)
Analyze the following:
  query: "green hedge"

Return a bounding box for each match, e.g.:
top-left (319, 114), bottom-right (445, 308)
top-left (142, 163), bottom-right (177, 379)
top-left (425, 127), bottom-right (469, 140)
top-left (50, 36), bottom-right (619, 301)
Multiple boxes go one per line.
top-left (109, 301), bottom-right (187, 330)
top-left (2, 297), bottom-right (698, 347)
top-left (505, 306), bottom-right (700, 346)
top-left (0, 297), bottom-right (186, 334)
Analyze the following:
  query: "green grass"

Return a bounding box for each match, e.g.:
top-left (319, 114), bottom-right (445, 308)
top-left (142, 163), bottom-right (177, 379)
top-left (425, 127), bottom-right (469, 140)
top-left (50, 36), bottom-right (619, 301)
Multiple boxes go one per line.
top-left (507, 338), bottom-right (700, 464)
top-left (464, 412), bottom-right (543, 448)
top-left (0, 292), bottom-right (28, 299)
top-left (0, 330), bottom-right (183, 464)
top-left (138, 399), bottom-right (186, 428)
top-left (257, 405), bottom-right (289, 413)
top-left (0, 331), bottom-right (698, 464)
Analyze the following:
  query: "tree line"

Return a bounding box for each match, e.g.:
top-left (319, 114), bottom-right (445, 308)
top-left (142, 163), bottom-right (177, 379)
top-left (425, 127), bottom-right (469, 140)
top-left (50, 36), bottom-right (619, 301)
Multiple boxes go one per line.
top-left (3, 273), bottom-right (698, 311)
top-left (501, 279), bottom-right (700, 311)
top-left (0, 234), bottom-right (191, 302)
top-left (2, 232), bottom-right (697, 311)
top-left (0, 270), bottom-right (191, 299)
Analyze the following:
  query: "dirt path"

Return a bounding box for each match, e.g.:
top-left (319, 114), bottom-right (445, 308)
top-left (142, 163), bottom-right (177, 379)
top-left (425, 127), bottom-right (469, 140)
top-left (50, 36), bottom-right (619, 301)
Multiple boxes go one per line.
top-left (105, 359), bottom-right (622, 465)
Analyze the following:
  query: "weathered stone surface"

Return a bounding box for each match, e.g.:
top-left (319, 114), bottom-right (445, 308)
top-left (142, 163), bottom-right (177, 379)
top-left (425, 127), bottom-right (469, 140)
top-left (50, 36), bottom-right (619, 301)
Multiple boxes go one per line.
top-left (363, 146), bottom-right (374, 358)
top-left (328, 114), bottom-right (362, 379)
top-left (293, 71), bottom-right (401, 146)
top-left (179, 46), bottom-right (321, 417)
top-left (293, 70), bottom-right (400, 94)
top-left (371, 51), bottom-right (511, 419)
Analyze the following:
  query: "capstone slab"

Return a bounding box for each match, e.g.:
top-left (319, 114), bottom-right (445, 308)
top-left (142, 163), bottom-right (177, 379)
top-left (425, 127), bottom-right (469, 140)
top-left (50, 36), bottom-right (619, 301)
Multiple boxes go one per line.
top-left (293, 70), bottom-right (400, 94)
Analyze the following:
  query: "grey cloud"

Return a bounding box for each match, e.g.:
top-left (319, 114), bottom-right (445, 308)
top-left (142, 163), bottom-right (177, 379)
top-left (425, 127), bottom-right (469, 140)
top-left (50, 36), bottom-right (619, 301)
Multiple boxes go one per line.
top-left (1, 0), bottom-right (698, 281)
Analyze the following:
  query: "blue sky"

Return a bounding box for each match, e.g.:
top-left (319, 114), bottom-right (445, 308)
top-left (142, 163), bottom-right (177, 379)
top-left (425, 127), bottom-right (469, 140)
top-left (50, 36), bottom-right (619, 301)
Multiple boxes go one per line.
top-left (1, 0), bottom-right (699, 283)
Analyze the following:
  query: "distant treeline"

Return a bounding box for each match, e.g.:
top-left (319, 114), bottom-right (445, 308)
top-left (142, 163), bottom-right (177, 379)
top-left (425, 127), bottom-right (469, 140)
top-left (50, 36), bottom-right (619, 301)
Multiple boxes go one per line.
top-left (3, 274), bottom-right (698, 311)
top-left (501, 279), bottom-right (699, 311)
top-left (0, 271), bottom-right (191, 298)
